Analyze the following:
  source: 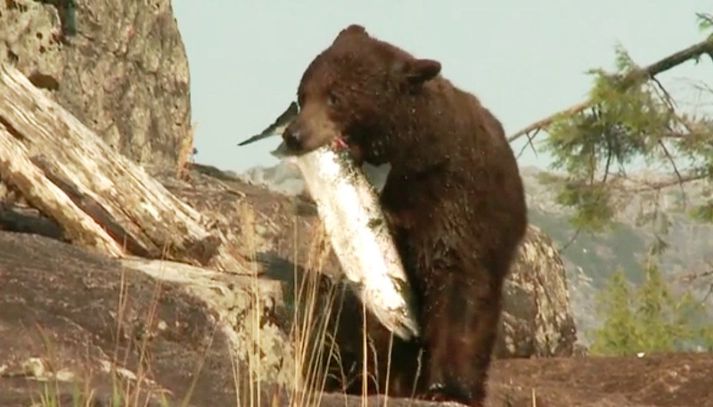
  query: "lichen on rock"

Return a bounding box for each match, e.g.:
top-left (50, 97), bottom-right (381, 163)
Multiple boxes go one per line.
top-left (0, 0), bottom-right (192, 175)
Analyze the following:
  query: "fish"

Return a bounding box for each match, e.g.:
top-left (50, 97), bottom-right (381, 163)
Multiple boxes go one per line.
top-left (272, 140), bottom-right (420, 340)
top-left (239, 102), bottom-right (420, 340)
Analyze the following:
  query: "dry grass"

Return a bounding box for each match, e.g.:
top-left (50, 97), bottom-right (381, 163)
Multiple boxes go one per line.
top-left (236, 202), bottom-right (348, 407)
top-left (232, 201), bottom-right (413, 407)
top-left (34, 242), bottom-right (215, 407)
top-left (288, 218), bottom-right (344, 407)
top-left (279, 220), bottom-right (409, 407)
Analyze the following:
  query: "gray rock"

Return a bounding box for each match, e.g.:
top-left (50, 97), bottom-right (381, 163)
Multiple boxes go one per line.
top-left (6, 165), bottom-right (712, 407)
top-left (0, 230), bottom-right (288, 406)
top-left (495, 225), bottom-right (578, 358)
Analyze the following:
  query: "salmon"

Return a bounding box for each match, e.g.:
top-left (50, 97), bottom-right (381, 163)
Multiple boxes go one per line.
top-left (239, 103), bottom-right (420, 340)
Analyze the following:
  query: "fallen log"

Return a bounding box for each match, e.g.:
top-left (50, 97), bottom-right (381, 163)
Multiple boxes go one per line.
top-left (0, 127), bottom-right (124, 256)
top-left (0, 63), bottom-right (248, 273)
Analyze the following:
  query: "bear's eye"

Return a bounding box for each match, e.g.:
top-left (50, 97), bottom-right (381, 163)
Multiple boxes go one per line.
top-left (327, 91), bottom-right (339, 108)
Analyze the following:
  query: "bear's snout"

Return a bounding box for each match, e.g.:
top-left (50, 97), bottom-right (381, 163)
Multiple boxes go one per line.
top-left (282, 108), bottom-right (340, 154)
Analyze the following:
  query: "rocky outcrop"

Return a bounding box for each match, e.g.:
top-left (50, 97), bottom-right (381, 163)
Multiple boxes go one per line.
top-left (495, 225), bottom-right (577, 358)
top-left (7, 164), bottom-right (713, 407)
top-left (0, 0), bottom-right (192, 175)
top-left (5, 189), bottom-right (712, 407)
top-left (0, 230), bottom-right (288, 406)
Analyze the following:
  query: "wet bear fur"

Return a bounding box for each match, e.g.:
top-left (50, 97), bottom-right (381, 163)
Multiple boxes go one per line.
top-left (282, 24), bottom-right (528, 406)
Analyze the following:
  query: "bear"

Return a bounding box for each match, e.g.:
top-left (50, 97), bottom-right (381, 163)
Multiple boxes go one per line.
top-left (281, 24), bottom-right (528, 407)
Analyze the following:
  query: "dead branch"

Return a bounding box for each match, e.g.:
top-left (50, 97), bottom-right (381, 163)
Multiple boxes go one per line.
top-left (547, 171), bottom-right (707, 195)
top-left (508, 38), bottom-right (713, 143)
top-left (657, 140), bottom-right (687, 202)
top-left (678, 268), bottom-right (713, 284)
top-left (623, 173), bottom-right (708, 193)
top-left (0, 63), bottom-right (250, 273)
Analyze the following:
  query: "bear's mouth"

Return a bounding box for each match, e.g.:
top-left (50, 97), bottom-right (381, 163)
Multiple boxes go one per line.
top-left (331, 135), bottom-right (349, 151)
top-left (333, 130), bottom-right (391, 165)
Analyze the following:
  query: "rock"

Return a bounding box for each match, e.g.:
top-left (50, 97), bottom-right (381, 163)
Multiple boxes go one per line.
top-left (495, 224), bottom-right (578, 358)
top-left (0, 230), bottom-right (289, 406)
top-left (0, 0), bottom-right (192, 175)
top-left (5, 168), bottom-right (713, 407)
top-left (0, 154), bottom-right (578, 407)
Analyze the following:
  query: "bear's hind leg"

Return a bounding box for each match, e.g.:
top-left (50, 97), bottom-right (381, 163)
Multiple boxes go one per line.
top-left (421, 262), bottom-right (504, 407)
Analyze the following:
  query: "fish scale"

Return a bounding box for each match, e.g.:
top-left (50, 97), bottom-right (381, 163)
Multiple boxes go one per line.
top-left (277, 141), bottom-right (421, 341)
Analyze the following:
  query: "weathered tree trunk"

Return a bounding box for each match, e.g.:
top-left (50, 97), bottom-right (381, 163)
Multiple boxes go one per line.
top-left (0, 63), bottom-right (247, 273)
top-left (0, 126), bottom-right (124, 256)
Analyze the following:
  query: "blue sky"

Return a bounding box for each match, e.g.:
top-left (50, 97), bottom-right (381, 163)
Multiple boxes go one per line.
top-left (172, 1), bottom-right (711, 173)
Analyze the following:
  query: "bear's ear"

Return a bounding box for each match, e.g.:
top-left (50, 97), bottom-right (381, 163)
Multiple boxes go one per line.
top-left (403, 59), bottom-right (441, 85)
top-left (342, 24), bottom-right (367, 36)
top-left (393, 58), bottom-right (441, 86)
top-left (333, 24), bottom-right (368, 44)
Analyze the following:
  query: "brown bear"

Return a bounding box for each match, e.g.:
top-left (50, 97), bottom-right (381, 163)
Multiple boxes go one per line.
top-left (282, 24), bottom-right (528, 406)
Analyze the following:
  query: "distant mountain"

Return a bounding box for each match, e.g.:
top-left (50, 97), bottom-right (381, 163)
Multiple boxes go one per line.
top-left (239, 161), bottom-right (713, 345)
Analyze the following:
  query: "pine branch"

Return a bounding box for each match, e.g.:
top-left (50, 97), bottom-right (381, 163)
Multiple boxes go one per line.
top-left (508, 38), bottom-right (713, 143)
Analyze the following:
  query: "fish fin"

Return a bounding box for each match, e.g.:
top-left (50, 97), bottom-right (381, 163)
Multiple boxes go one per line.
top-left (270, 141), bottom-right (293, 158)
top-left (237, 101), bottom-right (299, 146)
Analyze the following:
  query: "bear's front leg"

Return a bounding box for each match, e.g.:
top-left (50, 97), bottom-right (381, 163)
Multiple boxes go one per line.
top-left (419, 260), bottom-right (504, 407)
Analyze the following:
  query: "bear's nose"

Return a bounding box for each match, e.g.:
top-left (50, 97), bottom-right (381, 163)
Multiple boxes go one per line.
top-left (283, 123), bottom-right (303, 151)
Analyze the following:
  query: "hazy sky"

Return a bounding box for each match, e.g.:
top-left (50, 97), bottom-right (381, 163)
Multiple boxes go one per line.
top-left (172, 1), bottom-right (710, 173)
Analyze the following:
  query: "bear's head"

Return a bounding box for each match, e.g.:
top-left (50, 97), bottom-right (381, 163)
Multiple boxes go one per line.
top-left (282, 24), bottom-right (441, 164)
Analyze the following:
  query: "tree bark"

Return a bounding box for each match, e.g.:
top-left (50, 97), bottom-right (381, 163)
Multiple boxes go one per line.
top-left (0, 63), bottom-right (248, 273)
top-left (0, 126), bottom-right (124, 256)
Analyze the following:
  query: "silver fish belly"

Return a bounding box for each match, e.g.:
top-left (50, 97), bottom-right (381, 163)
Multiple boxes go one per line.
top-left (286, 144), bottom-right (420, 340)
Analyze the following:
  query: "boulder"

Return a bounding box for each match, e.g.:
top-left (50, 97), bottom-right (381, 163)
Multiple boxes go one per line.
top-left (0, 230), bottom-right (289, 406)
top-left (495, 224), bottom-right (578, 358)
top-left (0, 0), bottom-right (193, 175)
top-left (3, 220), bottom-right (712, 407)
